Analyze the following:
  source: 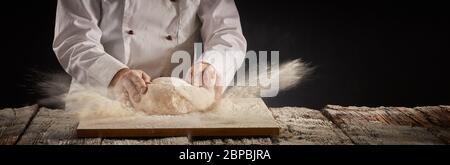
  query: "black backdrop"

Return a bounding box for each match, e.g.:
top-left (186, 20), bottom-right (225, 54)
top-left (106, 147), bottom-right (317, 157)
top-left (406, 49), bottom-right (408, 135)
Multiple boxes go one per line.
top-left (0, 1), bottom-right (449, 109)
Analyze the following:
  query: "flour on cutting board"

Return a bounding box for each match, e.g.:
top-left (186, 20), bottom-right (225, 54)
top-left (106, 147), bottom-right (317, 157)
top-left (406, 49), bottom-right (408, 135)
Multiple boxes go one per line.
top-left (67, 87), bottom-right (275, 126)
top-left (77, 98), bottom-right (278, 129)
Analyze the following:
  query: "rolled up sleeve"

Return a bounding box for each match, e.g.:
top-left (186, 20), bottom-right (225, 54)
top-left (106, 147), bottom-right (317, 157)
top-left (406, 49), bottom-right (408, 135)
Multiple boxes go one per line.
top-left (197, 0), bottom-right (247, 87)
top-left (53, 0), bottom-right (127, 88)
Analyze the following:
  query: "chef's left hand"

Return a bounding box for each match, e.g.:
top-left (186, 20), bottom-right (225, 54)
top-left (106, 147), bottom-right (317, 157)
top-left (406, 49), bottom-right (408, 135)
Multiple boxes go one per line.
top-left (185, 62), bottom-right (222, 100)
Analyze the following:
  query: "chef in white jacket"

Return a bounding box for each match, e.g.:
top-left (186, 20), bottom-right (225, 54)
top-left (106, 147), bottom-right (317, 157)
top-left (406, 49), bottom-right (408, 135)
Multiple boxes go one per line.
top-left (53, 0), bottom-right (246, 103)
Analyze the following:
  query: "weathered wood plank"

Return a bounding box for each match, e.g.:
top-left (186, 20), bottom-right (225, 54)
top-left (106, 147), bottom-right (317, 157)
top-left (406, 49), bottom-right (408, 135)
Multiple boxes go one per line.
top-left (101, 137), bottom-right (190, 145)
top-left (271, 107), bottom-right (352, 145)
top-left (413, 106), bottom-right (450, 143)
top-left (5, 104), bottom-right (446, 145)
top-left (190, 137), bottom-right (272, 145)
top-left (17, 107), bottom-right (101, 145)
top-left (0, 105), bottom-right (38, 145)
top-left (414, 106), bottom-right (450, 127)
top-left (323, 105), bottom-right (445, 145)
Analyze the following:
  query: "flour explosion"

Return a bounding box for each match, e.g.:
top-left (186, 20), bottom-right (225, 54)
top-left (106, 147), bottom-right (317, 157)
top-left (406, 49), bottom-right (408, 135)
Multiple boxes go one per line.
top-left (36, 59), bottom-right (312, 120)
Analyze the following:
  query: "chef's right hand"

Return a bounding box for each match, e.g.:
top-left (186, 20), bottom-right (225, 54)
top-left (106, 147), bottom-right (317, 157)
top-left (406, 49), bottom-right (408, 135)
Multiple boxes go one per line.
top-left (109, 68), bottom-right (151, 103)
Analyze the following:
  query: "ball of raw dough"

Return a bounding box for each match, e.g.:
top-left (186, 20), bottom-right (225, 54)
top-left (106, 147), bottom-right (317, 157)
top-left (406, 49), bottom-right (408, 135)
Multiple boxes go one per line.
top-left (130, 77), bottom-right (216, 115)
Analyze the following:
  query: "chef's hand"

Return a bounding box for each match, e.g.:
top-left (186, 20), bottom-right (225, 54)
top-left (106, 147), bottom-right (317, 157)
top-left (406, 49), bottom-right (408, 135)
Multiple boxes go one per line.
top-left (185, 62), bottom-right (222, 100)
top-left (109, 68), bottom-right (151, 103)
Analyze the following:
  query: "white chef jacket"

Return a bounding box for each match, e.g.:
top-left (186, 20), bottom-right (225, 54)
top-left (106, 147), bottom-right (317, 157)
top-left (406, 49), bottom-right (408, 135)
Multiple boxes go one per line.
top-left (53, 0), bottom-right (247, 93)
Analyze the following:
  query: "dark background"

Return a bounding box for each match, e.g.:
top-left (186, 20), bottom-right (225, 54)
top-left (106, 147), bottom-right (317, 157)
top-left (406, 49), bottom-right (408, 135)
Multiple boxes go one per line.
top-left (0, 1), bottom-right (449, 109)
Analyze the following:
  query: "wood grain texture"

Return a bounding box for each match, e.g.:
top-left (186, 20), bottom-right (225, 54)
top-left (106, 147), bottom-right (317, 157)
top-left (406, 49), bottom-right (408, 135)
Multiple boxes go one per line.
top-left (271, 107), bottom-right (353, 145)
top-left (3, 103), bottom-right (447, 145)
top-left (102, 137), bottom-right (190, 145)
top-left (17, 107), bottom-right (101, 145)
top-left (322, 105), bottom-right (446, 145)
top-left (413, 106), bottom-right (450, 143)
top-left (190, 137), bottom-right (272, 145)
top-left (0, 105), bottom-right (38, 145)
top-left (77, 98), bottom-right (280, 138)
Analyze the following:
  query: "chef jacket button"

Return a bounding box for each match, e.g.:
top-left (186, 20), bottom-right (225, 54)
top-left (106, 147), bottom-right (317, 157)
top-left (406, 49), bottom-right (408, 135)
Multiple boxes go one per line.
top-left (165, 35), bottom-right (173, 41)
top-left (127, 30), bottom-right (134, 35)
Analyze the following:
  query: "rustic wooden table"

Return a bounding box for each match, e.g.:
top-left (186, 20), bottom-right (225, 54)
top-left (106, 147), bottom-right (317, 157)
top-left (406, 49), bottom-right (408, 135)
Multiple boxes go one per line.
top-left (1, 104), bottom-right (449, 145)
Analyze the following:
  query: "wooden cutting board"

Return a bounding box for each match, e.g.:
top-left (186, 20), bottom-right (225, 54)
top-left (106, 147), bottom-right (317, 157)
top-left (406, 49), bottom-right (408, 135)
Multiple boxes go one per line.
top-left (77, 98), bottom-right (279, 138)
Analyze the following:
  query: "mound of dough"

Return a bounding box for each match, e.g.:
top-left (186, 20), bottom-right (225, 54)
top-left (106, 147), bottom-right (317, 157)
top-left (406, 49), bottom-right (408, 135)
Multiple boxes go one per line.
top-left (130, 77), bottom-right (216, 115)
